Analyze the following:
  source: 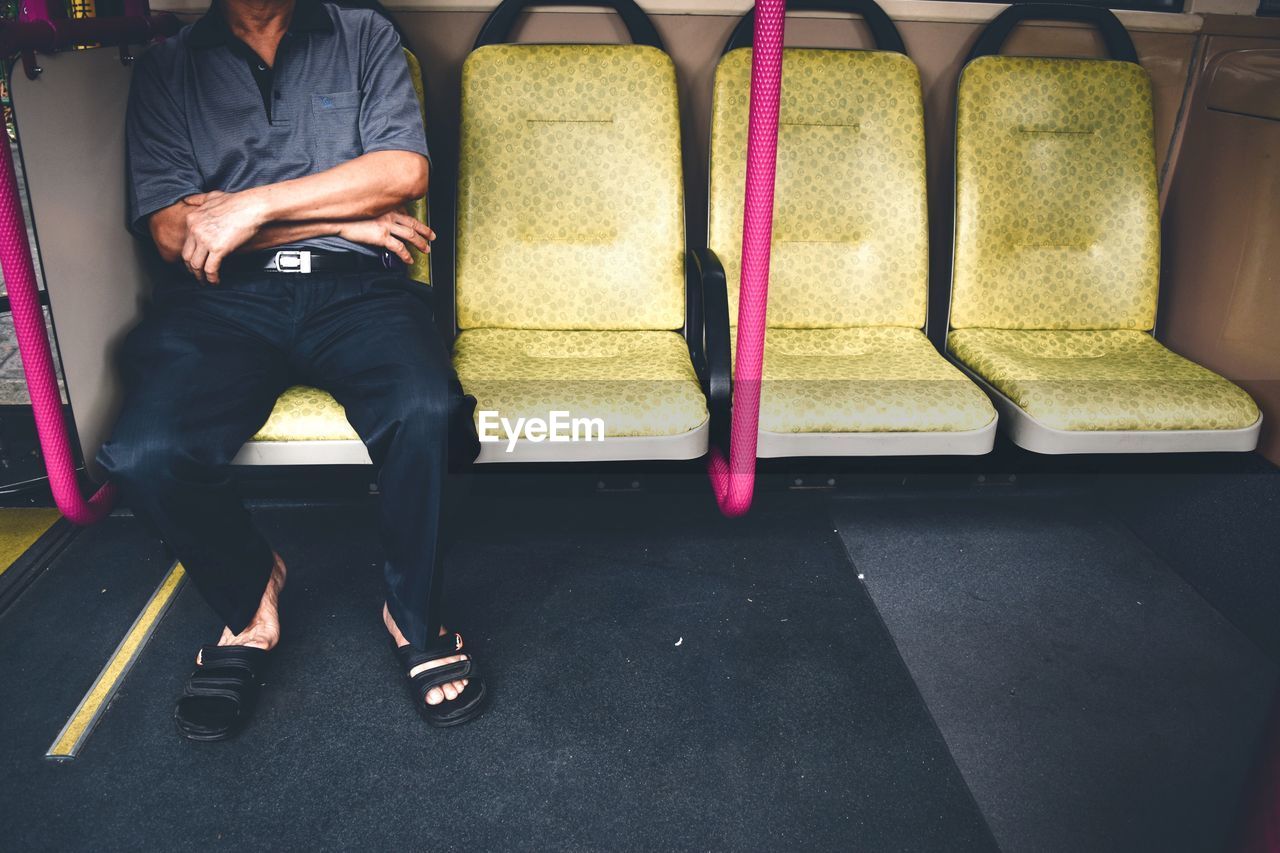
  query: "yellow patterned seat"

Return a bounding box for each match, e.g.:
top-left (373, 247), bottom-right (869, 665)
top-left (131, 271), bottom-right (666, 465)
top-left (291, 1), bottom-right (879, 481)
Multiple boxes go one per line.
top-left (452, 44), bottom-right (709, 460)
top-left (737, 327), bottom-right (996, 434)
top-left (709, 48), bottom-right (995, 454)
top-left (454, 329), bottom-right (706, 438)
top-left (949, 329), bottom-right (1259, 432)
top-left (242, 49), bottom-right (430, 462)
top-left (947, 55), bottom-right (1260, 451)
top-left (252, 386), bottom-right (360, 442)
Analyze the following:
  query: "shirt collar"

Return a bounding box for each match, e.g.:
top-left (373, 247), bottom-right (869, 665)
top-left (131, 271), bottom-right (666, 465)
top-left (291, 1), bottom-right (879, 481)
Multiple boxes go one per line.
top-left (188, 0), bottom-right (334, 50)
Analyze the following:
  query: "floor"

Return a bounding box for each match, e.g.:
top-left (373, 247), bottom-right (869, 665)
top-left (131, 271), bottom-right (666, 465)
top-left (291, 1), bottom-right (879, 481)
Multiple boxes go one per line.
top-left (0, 467), bottom-right (1276, 851)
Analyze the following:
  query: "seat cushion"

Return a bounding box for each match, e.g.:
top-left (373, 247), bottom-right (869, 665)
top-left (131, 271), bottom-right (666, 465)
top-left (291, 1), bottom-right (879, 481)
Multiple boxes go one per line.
top-left (252, 385), bottom-right (359, 442)
top-left (948, 329), bottom-right (1260, 431)
top-left (950, 57), bottom-right (1161, 331)
top-left (709, 48), bottom-right (929, 329)
top-left (455, 44), bottom-right (685, 331)
top-left (452, 329), bottom-right (707, 438)
top-left (734, 327), bottom-right (995, 434)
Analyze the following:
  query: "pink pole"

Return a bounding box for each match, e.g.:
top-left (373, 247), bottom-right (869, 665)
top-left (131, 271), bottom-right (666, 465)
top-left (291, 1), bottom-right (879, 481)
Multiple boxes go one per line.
top-left (0, 127), bottom-right (116, 524)
top-left (707, 0), bottom-right (785, 518)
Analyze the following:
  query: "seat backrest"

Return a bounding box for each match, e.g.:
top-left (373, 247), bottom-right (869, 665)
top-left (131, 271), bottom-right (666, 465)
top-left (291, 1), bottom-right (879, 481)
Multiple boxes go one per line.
top-left (707, 46), bottom-right (928, 330)
top-left (949, 53), bottom-right (1161, 332)
top-left (454, 43), bottom-right (686, 332)
top-left (402, 47), bottom-right (430, 286)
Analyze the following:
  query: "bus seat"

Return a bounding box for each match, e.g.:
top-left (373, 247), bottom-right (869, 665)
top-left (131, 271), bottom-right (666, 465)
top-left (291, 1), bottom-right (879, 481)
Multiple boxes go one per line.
top-left (707, 12), bottom-right (996, 458)
top-left (235, 47), bottom-right (431, 466)
top-left (451, 5), bottom-right (713, 463)
top-left (945, 5), bottom-right (1262, 454)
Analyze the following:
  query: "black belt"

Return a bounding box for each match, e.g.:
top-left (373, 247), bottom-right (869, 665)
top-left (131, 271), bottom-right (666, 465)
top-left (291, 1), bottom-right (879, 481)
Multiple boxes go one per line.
top-left (219, 249), bottom-right (403, 276)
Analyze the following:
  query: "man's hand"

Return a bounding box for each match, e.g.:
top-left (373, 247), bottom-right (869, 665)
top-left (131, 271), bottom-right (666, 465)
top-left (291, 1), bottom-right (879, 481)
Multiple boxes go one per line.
top-left (182, 189), bottom-right (271, 284)
top-left (338, 211), bottom-right (435, 265)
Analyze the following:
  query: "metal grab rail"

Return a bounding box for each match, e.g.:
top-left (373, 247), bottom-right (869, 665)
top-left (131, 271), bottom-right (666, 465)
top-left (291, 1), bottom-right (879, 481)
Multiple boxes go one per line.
top-left (706, 0), bottom-right (785, 518)
top-left (0, 14), bottom-right (177, 523)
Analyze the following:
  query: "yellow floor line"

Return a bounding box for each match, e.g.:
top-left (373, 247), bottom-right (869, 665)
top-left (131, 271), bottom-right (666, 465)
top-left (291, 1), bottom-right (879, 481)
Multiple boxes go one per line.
top-left (0, 508), bottom-right (62, 579)
top-left (47, 562), bottom-right (187, 760)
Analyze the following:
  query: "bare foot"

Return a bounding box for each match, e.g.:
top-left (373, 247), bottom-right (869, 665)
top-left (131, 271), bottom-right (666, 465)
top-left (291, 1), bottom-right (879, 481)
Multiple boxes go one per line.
top-left (196, 553), bottom-right (287, 665)
top-left (383, 603), bottom-right (470, 706)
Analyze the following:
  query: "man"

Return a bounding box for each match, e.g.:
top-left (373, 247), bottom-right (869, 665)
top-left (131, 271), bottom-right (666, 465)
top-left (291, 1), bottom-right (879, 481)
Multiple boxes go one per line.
top-left (98, 0), bottom-right (486, 737)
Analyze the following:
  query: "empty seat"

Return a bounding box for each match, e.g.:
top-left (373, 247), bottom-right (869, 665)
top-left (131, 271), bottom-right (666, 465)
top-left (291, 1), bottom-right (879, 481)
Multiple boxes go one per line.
top-left (235, 47), bottom-right (433, 466)
top-left (706, 2), bottom-right (996, 457)
top-left (451, 0), bottom-right (715, 463)
top-left (945, 4), bottom-right (1261, 454)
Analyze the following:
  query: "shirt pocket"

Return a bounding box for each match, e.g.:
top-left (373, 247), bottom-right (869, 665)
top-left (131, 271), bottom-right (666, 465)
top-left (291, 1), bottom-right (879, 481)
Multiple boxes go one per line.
top-left (310, 90), bottom-right (362, 168)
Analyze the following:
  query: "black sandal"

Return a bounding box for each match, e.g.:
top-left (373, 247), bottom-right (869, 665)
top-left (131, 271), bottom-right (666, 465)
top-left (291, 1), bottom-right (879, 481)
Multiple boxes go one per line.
top-left (394, 631), bottom-right (488, 728)
top-left (174, 645), bottom-right (271, 741)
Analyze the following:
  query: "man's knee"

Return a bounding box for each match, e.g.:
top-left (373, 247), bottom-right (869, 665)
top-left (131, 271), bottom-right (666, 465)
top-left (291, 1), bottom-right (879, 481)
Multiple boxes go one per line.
top-left (393, 380), bottom-right (454, 439)
top-left (98, 428), bottom-right (198, 492)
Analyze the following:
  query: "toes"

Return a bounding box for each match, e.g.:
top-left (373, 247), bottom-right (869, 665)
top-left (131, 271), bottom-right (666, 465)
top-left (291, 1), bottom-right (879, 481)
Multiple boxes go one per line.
top-left (442, 682), bottom-right (459, 701)
top-left (425, 687), bottom-right (444, 705)
top-left (453, 679), bottom-right (467, 696)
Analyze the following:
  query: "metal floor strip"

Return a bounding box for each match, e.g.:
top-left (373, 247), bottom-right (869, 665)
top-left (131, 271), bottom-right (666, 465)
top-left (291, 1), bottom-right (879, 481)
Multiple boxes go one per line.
top-left (46, 562), bottom-right (186, 760)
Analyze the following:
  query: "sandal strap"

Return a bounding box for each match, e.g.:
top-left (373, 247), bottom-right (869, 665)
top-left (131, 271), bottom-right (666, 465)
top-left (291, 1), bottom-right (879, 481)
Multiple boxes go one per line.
top-left (408, 658), bottom-right (475, 697)
top-left (395, 632), bottom-right (465, 671)
top-left (198, 644), bottom-right (269, 676)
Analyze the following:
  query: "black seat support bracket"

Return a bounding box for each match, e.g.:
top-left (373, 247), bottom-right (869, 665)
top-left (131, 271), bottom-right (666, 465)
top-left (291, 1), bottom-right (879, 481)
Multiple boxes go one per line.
top-left (688, 248), bottom-right (732, 454)
top-left (724, 0), bottom-right (907, 55)
top-left (965, 3), bottom-right (1140, 65)
top-left (473, 0), bottom-right (665, 51)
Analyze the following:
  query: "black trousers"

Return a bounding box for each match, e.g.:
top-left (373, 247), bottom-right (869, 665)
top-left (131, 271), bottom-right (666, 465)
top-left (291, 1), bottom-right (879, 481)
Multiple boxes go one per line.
top-left (97, 268), bottom-right (478, 649)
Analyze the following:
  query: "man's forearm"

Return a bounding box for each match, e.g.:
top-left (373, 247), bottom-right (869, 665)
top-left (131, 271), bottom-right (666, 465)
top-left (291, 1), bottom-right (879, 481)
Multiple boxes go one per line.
top-left (240, 220), bottom-right (343, 252)
top-left (243, 150), bottom-right (428, 225)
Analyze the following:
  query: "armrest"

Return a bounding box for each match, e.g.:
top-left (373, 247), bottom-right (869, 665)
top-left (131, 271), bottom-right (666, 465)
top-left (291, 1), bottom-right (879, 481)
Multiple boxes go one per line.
top-left (687, 247), bottom-right (732, 452)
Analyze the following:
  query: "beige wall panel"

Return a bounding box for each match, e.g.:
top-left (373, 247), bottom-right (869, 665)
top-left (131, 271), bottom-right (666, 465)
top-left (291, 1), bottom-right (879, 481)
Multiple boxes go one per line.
top-left (1161, 41), bottom-right (1280, 463)
top-left (10, 49), bottom-right (150, 481)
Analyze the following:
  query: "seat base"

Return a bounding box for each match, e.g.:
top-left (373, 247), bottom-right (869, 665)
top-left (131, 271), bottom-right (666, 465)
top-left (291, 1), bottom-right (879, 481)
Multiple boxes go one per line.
top-left (954, 361), bottom-right (1263, 454)
top-left (757, 419), bottom-right (996, 458)
top-left (476, 419), bottom-right (708, 463)
top-left (232, 439), bottom-right (371, 466)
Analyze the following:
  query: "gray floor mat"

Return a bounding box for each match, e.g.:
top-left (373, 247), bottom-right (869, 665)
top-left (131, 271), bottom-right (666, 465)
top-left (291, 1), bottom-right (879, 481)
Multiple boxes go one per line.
top-left (831, 489), bottom-right (1277, 853)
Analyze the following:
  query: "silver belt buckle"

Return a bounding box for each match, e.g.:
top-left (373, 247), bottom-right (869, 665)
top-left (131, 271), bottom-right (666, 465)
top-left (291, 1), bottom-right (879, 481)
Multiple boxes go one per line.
top-left (273, 249), bottom-right (311, 274)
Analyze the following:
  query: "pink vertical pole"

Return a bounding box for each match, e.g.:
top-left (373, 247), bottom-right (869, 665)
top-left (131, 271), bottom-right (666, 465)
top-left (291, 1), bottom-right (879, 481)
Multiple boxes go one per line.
top-left (707, 0), bottom-right (785, 518)
top-left (0, 128), bottom-right (116, 524)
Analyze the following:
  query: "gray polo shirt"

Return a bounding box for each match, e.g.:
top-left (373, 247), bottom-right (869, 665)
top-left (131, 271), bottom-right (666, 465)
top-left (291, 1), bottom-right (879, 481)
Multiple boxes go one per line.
top-left (125, 0), bottom-right (429, 256)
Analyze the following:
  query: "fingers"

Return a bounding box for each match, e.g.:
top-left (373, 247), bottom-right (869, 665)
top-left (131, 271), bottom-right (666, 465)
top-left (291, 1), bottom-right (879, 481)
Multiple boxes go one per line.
top-left (410, 218), bottom-right (436, 243)
top-left (389, 220), bottom-right (429, 253)
top-left (203, 250), bottom-right (226, 285)
top-left (182, 233), bottom-right (211, 284)
top-left (381, 233), bottom-right (414, 265)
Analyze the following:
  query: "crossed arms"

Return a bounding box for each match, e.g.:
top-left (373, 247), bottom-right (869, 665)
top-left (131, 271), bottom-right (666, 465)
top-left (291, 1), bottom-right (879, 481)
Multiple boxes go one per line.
top-left (149, 149), bottom-right (434, 284)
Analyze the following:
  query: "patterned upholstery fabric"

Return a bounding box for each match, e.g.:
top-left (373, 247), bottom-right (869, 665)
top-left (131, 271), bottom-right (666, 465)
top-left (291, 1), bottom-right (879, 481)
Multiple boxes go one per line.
top-left (950, 57), bottom-right (1160, 331)
top-left (252, 385), bottom-right (360, 442)
top-left (948, 55), bottom-right (1257, 437)
top-left (948, 329), bottom-right (1260, 431)
top-left (739, 328), bottom-right (995, 434)
top-left (707, 48), bottom-right (988, 439)
top-left (453, 329), bottom-right (707, 438)
top-left (454, 44), bottom-right (686, 331)
top-left (709, 48), bottom-right (928, 329)
top-left (248, 49), bottom-right (429, 447)
top-left (402, 48), bottom-right (431, 286)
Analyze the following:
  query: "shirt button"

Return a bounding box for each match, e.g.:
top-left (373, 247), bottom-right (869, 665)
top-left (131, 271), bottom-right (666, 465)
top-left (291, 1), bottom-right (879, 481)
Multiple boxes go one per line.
top-left (257, 63), bottom-right (266, 71)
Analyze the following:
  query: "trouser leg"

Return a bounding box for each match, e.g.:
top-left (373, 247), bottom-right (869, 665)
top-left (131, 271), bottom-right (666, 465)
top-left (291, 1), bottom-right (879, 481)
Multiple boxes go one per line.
top-left (97, 283), bottom-right (290, 633)
top-left (295, 273), bottom-right (477, 648)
